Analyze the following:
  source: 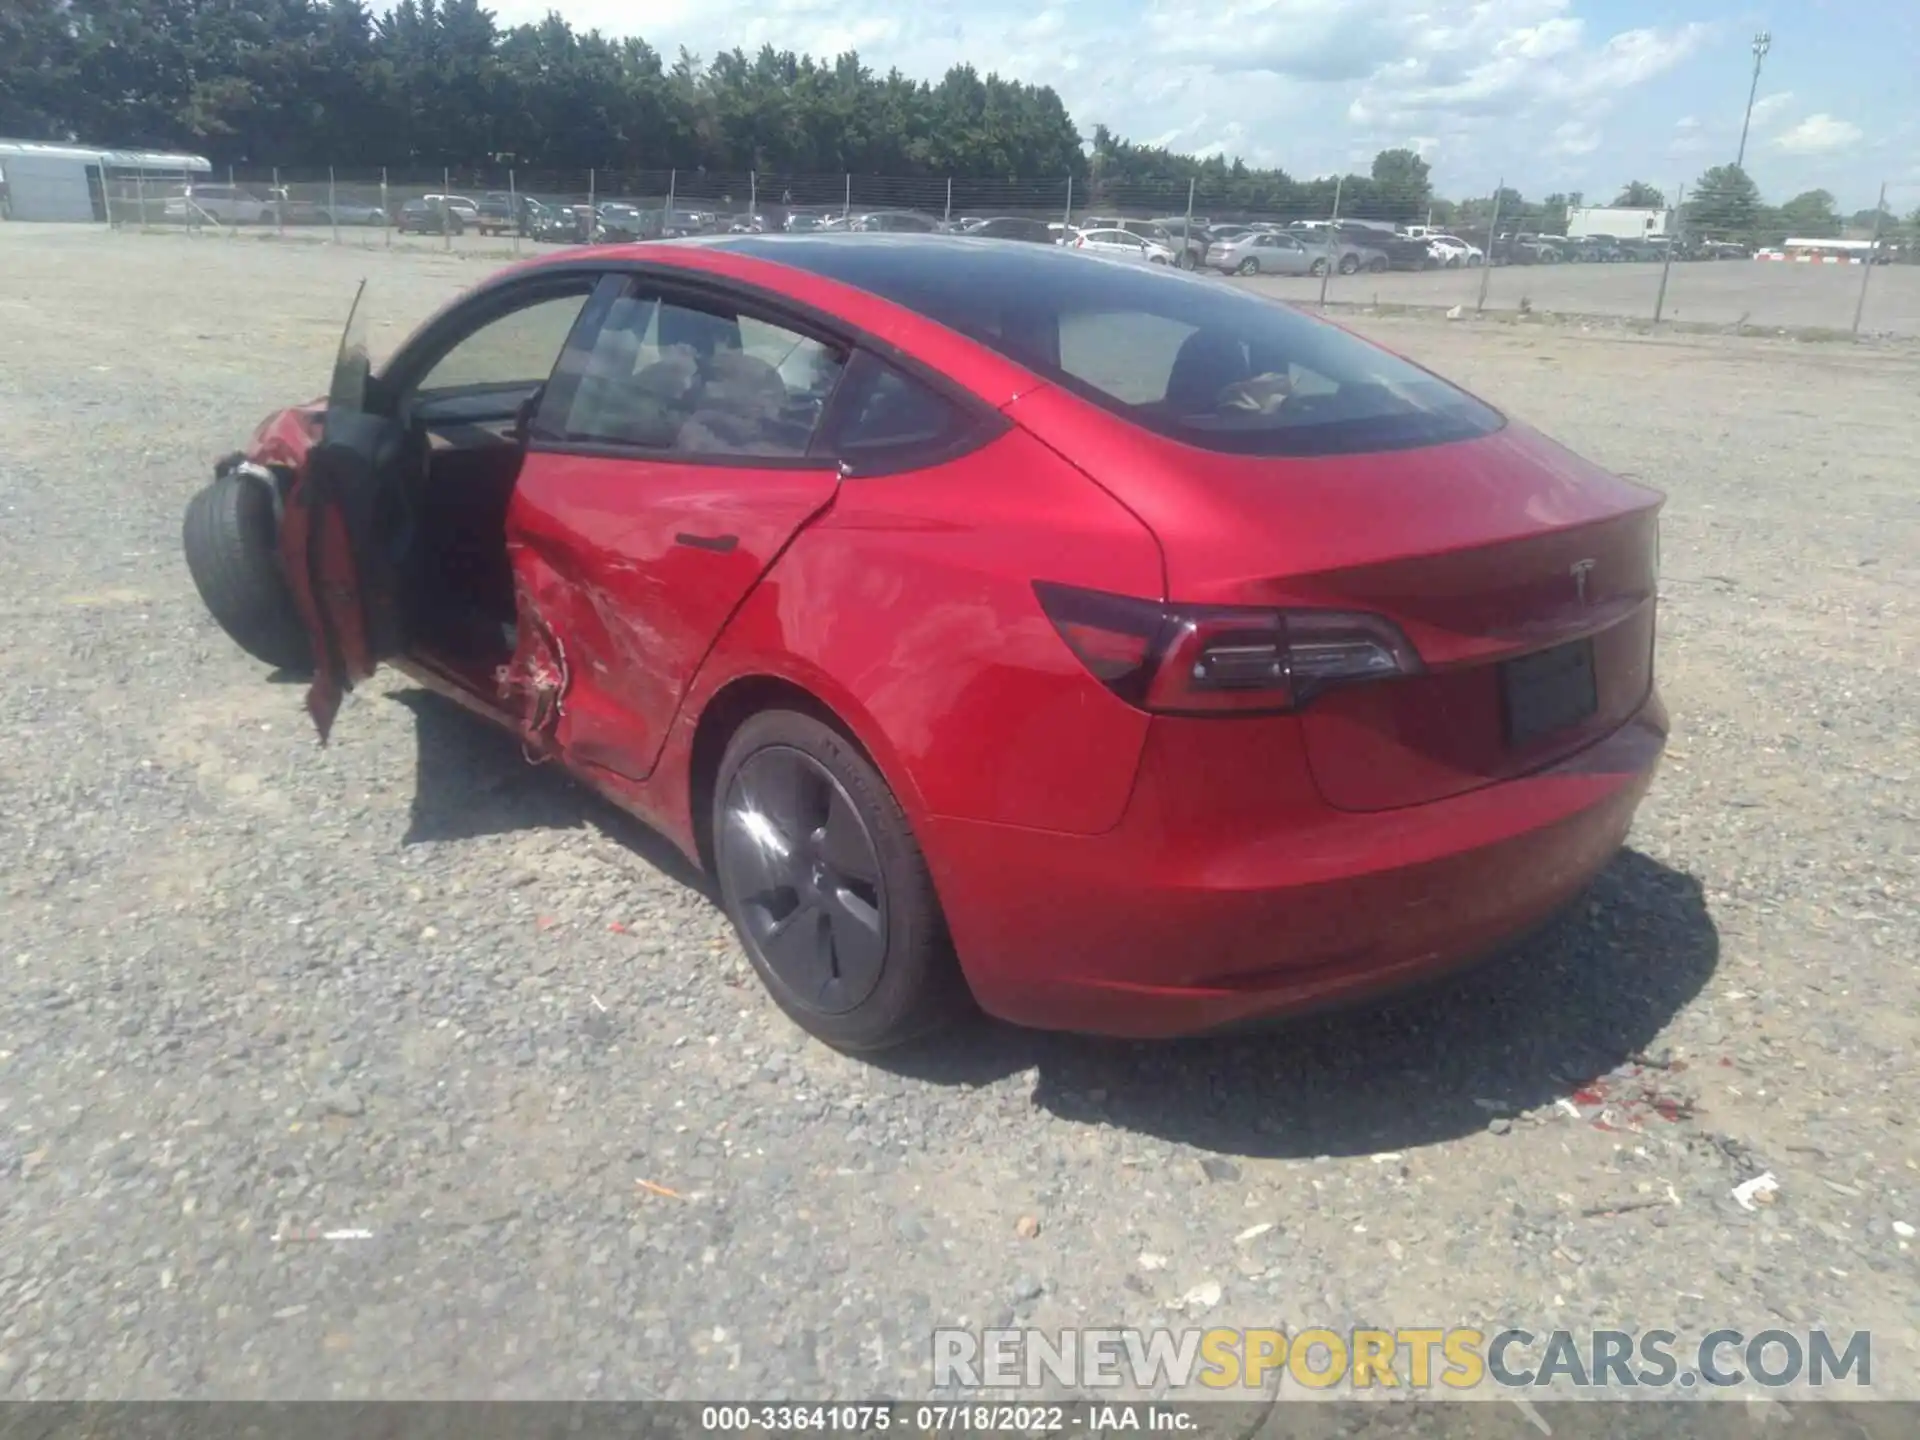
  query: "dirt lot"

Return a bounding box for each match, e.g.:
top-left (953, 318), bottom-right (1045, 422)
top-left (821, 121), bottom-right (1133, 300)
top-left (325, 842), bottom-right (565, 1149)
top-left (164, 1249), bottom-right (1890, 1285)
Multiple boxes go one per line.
top-left (1, 225), bottom-right (1916, 1402)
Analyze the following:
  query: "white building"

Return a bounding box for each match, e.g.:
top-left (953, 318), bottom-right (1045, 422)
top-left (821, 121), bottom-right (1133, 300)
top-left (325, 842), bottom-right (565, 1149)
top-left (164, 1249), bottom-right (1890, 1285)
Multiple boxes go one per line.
top-left (1565, 205), bottom-right (1672, 240)
top-left (0, 138), bottom-right (211, 222)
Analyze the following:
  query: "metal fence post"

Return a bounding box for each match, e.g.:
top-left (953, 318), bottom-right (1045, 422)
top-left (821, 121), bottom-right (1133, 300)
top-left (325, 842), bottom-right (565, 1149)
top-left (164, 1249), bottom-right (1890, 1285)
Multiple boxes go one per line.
top-left (381, 168), bottom-right (390, 249)
top-left (273, 167), bottom-right (283, 236)
top-left (944, 177), bottom-right (953, 226)
top-left (1062, 175), bottom-right (1073, 232)
top-left (588, 167), bottom-right (596, 239)
top-left (844, 172), bottom-right (852, 220)
top-left (133, 166), bottom-right (147, 231)
top-left (1852, 181), bottom-right (1888, 337)
top-left (1652, 182), bottom-right (1683, 324)
top-left (443, 166), bottom-right (452, 250)
top-left (749, 170), bottom-right (757, 230)
top-left (102, 167), bottom-right (116, 229)
top-left (328, 166), bottom-right (339, 245)
top-left (226, 165), bottom-right (236, 239)
top-left (666, 169), bottom-right (676, 229)
top-left (1318, 174), bottom-right (1344, 308)
top-left (1183, 177), bottom-right (1196, 268)
top-left (1475, 180), bottom-right (1504, 313)
top-left (509, 168), bottom-right (520, 256)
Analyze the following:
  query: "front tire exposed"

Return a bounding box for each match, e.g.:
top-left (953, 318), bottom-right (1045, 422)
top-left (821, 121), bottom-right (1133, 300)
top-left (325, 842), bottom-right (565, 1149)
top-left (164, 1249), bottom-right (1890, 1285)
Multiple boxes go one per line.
top-left (182, 473), bottom-right (312, 673)
top-left (1236, 257), bottom-right (1260, 276)
top-left (713, 709), bottom-right (970, 1051)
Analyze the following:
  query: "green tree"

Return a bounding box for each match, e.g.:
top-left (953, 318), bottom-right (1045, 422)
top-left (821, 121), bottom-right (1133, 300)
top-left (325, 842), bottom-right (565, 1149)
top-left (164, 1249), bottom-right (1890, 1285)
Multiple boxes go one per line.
top-left (1775, 188), bottom-right (1839, 238)
top-left (1368, 147), bottom-right (1431, 223)
top-left (1612, 180), bottom-right (1666, 208)
top-left (1686, 165), bottom-right (1761, 240)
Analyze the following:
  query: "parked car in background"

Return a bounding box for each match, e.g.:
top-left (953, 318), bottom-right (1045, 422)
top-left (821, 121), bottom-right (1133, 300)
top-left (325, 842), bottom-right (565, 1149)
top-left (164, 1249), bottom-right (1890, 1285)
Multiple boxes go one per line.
top-left (164, 183), bottom-right (278, 225)
top-left (1070, 227), bottom-right (1178, 264)
top-left (422, 194), bottom-right (480, 222)
top-left (396, 196), bottom-right (465, 235)
top-left (530, 203), bottom-right (594, 243)
top-left (320, 198), bottom-right (388, 227)
top-left (966, 216), bottom-right (1058, 244)
top-left (1425, 234), bottom-right (1485, 267)
top-left (1285, 223), bottom-right (1388, 274)
top-left (474, 192), bottom-right (544, 236)
top-left (594, 203), bottom-right (650, 242)
top-left (1333, 223), bottom-right (1434, 270)
top-left (848, 210), bottom-right (944, 233)
top-left (1208, 230), bottom-right (1321, 276)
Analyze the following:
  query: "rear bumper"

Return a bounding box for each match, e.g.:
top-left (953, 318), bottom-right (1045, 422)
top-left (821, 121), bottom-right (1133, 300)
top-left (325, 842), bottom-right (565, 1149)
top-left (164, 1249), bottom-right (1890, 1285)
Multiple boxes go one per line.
top-left (924, 692), bottom-right (1667, 1038)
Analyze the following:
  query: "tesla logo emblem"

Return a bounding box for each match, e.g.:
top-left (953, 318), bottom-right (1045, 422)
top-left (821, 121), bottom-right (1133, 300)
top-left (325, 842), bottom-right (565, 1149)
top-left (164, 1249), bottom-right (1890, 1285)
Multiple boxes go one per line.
top-left (1570, 559), bottom-right (1597, 604)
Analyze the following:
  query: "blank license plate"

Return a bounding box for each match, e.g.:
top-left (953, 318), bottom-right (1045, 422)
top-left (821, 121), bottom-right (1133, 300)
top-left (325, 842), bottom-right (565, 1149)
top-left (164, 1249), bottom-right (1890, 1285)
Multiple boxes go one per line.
top-left (1502, 639), bottom-right (1598, 747)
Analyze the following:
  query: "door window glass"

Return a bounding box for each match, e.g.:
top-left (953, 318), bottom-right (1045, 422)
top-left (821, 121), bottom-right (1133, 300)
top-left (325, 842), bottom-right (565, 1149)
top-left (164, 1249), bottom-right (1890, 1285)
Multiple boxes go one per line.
top-left (415, 291), bottom-right (592, 396)
top-left (557, 291), bottom-right (845, 459)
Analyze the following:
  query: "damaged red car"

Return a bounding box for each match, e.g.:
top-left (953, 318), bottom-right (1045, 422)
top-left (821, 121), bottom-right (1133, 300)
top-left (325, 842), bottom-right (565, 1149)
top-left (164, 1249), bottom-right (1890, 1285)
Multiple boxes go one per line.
top-left (182, 235), bottom-right (1666, 1050)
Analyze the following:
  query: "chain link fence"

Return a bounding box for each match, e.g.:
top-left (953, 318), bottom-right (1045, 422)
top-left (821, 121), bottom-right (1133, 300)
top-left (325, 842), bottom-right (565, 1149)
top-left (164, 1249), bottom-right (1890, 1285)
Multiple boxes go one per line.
top-left (93, 164), bottom-right (1920, 340)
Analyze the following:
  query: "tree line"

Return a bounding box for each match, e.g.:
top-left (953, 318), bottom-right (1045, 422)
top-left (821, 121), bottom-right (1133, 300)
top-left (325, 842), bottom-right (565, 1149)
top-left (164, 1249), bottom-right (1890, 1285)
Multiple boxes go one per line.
top-left (1, 0), bottom-right (1905, 238)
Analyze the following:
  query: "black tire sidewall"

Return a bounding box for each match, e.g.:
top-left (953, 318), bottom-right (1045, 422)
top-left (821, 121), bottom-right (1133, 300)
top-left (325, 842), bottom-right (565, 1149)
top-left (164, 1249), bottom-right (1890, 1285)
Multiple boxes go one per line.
top-left (182, 473), bottom-right (312, 673)
top-left (712, 709), bottom-right (966, 1051)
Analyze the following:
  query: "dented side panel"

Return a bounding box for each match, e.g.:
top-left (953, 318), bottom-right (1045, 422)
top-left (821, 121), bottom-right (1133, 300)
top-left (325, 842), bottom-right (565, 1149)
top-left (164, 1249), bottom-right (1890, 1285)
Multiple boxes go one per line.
top-left (503, 450), bottom-right (843, 782)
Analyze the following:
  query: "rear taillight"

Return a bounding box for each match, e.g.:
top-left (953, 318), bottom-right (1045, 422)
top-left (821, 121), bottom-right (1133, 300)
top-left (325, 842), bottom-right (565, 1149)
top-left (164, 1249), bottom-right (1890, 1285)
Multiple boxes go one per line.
top-left (1035, 581), bottom-right (1421, 715)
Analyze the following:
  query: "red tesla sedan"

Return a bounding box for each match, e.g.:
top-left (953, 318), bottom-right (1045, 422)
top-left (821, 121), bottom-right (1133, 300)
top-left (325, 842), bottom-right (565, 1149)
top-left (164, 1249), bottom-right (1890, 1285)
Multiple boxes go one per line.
top-left (183, 235), bottom-right (1665, 1050)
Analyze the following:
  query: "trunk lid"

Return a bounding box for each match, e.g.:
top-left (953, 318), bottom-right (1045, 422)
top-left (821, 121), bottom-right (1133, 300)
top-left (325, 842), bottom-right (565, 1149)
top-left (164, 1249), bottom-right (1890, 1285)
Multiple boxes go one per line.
top-left (1004, 391), bottom-right (1663, 810)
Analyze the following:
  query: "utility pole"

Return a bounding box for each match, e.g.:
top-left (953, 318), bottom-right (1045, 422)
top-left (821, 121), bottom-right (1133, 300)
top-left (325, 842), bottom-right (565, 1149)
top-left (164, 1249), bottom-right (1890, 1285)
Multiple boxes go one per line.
top-left (1735, 31), bottom-right (1771, 171)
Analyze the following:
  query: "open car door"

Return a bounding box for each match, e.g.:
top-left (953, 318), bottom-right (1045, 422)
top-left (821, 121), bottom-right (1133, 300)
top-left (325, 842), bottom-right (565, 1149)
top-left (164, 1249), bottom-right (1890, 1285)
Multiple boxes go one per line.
top-left (279, 283), bottom-right (413, 741)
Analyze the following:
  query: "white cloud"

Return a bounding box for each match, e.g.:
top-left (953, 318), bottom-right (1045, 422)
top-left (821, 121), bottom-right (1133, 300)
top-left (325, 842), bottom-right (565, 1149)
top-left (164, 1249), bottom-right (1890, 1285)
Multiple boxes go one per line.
top-left (1551, 121), bottom-right (1602, 156)
top-left (1773, 114), bottom-right (1865, 155)
top-left (1747, 91), bottom-right (1794, 127)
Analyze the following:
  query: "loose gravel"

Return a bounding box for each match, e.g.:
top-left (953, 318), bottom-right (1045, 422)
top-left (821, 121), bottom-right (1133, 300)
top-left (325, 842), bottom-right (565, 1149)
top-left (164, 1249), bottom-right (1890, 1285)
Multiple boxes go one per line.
top-left (1, 225), bottom-right (1915, 1401)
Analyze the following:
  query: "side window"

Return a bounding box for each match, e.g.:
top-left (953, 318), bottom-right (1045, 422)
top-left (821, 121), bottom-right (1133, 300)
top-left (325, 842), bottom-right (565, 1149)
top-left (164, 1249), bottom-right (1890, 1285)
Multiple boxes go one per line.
top-left (1058, 310), bottom-right (1196, 406)
top-left (825, 353), bottom-right (984, 467)
top-left (554, 289), bottom-right (846, 460)
top-left (415, 289), bottom-right (592, 396)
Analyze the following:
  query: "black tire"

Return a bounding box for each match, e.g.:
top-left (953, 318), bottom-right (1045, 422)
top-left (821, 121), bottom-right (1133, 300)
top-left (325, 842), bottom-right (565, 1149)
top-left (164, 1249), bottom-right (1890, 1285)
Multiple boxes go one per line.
top-left (182, 473), bottom-right (312, 673)
top-left (1338, 253), bottom-right (1360, 275)
top-left (1235, 257), bottom-right (1260, 276)
top-left (1309, 257), bottom-right (1328, 276)
top-left (712, 709), bottom-right (969, 1051)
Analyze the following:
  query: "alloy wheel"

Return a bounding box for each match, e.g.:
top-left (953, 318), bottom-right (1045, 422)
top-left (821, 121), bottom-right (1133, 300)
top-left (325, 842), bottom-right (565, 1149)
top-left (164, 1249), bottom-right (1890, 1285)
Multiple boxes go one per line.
top-left (717, 745), bottom-right (888, 1015)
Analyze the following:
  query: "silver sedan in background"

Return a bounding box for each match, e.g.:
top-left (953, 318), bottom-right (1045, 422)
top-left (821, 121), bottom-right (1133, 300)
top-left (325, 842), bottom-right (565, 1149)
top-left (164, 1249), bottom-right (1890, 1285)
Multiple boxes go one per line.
top-left (1206, 230), bottom-right (1323, 277)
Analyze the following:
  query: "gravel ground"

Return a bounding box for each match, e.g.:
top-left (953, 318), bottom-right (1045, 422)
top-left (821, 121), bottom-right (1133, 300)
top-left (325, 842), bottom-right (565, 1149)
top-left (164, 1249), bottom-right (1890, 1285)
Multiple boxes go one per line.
top-left (1, 225), bottom-right (1916, 1402)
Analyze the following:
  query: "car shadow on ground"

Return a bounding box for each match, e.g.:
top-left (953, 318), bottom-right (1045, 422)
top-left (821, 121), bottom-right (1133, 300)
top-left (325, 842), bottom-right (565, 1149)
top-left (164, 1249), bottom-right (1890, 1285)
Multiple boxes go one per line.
top-left (389, 688), bottom-right (710, 893)
top-left (391, 686), bottom-right (1716, 1157)
top-left (881, 847), bottom-right (1718, 1156)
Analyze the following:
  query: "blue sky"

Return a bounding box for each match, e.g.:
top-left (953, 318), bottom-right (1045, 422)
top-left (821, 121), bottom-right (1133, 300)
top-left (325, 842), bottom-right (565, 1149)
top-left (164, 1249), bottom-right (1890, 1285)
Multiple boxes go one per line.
top-left (491, 0), bottom-right (1916, 212)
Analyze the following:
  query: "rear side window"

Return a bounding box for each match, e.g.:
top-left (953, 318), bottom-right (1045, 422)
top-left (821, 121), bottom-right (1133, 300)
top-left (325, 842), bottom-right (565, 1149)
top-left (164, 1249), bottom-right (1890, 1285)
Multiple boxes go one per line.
top-left (820, 352), bottom-right (991, 470)
top-left (748, 243), bottom-right (1502, 457)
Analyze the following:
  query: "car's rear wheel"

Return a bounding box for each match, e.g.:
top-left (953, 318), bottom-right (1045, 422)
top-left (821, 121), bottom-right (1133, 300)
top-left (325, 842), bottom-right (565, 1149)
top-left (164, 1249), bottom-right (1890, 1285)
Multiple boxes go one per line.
top-left (1309, 257), bottom-right (1329, 276)
top-left (1236, 257), bottom-right (1260, 276)
top-left (182, 473), bottom-right (312, 673)
top-left (713, 709), bottom-right (969, 1051)
top-left (1338, 254), bottom-right (1361, 275)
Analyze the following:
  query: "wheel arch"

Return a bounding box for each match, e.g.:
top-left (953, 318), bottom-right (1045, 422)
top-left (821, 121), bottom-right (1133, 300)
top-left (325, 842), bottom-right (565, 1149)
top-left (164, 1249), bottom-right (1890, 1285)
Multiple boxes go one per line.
top-left (684, 668), bottom-right (915, 877)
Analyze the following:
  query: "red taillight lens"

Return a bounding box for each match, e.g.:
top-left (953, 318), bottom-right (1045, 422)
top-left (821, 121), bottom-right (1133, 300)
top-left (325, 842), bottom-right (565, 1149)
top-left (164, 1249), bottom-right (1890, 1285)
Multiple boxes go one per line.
top-left (1034, 581), bottom-right (1421, 714)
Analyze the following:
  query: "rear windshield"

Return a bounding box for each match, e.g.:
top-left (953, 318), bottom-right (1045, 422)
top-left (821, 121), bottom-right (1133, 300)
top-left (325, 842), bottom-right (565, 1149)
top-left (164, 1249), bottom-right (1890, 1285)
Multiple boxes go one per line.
top-left (740, 239), bottom-right (1502, 457)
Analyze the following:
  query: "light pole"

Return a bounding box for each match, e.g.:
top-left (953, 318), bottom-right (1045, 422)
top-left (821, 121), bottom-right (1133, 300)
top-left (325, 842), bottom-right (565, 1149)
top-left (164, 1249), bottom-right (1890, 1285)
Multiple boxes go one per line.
top-left (1735, 31), bottom-right (1771, 171)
